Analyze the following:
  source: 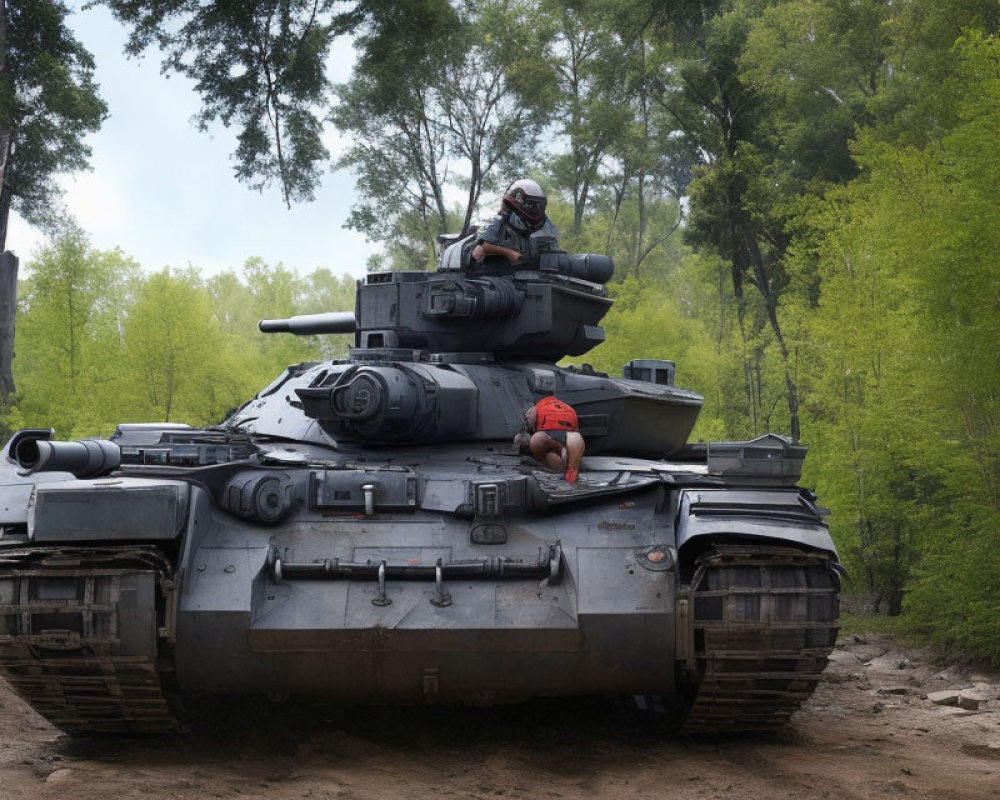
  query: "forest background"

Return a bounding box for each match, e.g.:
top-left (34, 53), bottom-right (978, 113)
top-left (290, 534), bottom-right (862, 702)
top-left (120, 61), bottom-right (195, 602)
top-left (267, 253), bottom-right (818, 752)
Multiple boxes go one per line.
top-left (2, 0), bottom-right (999, 663)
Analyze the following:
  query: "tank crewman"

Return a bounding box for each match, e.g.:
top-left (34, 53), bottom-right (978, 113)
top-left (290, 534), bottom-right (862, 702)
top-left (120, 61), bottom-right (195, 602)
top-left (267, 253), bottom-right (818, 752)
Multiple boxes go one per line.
top-left (471, 179), bottom-right (560, 266)
top-left (516, 395), bottom-right (585, 484)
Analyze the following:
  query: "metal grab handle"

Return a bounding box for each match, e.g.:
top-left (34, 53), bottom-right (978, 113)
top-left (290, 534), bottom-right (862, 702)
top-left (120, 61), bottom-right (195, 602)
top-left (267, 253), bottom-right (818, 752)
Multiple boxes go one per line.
top-left (430, 559), bottom-right (452, 607)
top-left (372, 561), bottom-right (392, 606)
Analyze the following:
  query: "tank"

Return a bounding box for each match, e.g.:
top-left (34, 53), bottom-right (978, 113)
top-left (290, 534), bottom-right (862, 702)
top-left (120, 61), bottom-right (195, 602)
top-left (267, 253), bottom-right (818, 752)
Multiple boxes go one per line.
top-left (0, 246), bottom-right (840, 734)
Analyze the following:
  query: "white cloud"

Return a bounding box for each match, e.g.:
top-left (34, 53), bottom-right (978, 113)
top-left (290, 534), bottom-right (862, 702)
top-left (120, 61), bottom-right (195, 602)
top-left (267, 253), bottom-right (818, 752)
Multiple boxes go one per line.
top-left (60, 170), bottom-right (129, 234)
top-left (5, 213), bottom-right (46, 264)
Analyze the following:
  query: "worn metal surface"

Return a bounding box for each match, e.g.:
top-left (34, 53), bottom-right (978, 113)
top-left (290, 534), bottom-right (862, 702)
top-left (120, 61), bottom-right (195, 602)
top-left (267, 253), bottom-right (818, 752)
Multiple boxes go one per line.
top-left (682, 545), bottom-right (840, 732)
top-left (0, 546), bottom-right (177, 734)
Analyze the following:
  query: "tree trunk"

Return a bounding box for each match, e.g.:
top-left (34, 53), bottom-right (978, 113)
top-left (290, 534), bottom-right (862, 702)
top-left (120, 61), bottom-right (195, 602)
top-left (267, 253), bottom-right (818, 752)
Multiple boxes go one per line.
top-left (744, 233), bottom-right (802, 442)
top-left (0, 252), bottom-right (17, 401)
top-left (0, 4), bottom-right (15, 403)
top-left (1, 0), bottom-right (12, 253)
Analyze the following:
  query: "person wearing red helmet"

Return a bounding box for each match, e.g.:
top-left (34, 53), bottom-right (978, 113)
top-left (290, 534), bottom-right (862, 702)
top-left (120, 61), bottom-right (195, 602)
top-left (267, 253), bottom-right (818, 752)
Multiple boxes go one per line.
top-left (472, 179), bottom-right (560, 265)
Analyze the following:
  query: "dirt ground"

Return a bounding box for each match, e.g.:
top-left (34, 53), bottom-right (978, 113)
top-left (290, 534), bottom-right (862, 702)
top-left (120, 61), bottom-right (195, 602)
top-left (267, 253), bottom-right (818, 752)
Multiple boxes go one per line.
top-left (1, 632), bottom-right (998, 800)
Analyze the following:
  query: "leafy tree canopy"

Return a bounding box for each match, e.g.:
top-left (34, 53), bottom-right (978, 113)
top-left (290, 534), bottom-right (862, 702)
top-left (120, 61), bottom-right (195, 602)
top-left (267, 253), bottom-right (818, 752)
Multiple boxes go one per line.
top-left (1, 0), bottom-right (107, 244)
top-left (100, 0), bottom-right (461, 208)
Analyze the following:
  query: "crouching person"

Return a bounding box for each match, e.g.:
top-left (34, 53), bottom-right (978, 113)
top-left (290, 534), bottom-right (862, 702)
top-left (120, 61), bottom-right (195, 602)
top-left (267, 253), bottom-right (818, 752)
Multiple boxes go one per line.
top-left (517, 396), bottom-right (585, 484)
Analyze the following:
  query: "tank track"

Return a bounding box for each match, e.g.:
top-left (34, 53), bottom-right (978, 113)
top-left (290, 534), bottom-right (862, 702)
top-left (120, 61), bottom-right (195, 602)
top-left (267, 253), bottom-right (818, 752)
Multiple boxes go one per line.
top-left (681, 543), bottom-right (840, 732)
top-left (0, 545), bottom-right (179, 735)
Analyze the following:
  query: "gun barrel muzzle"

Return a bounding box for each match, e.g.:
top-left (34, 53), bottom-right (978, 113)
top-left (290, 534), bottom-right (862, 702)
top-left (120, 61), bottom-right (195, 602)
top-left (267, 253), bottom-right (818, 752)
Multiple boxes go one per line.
top-left (16, 438), bottom-right (121, 478)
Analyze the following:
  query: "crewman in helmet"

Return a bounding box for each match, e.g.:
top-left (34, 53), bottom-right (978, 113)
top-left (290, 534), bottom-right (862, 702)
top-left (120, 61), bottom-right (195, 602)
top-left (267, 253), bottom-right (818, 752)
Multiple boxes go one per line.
top-left (472, 179), bottom-right (560, 266)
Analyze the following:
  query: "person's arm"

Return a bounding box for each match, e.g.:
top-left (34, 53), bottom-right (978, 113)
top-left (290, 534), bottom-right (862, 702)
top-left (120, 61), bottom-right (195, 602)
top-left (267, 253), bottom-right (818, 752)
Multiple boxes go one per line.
top-left (473, 214), bottom-right (522, 264)
top-left (472, 241), bottom-right (522, 264)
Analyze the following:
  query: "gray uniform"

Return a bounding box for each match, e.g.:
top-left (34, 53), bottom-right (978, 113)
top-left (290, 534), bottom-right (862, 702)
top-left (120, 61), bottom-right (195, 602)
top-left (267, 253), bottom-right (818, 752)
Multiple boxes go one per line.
top-left (478, 214), bottom-right (560, 261)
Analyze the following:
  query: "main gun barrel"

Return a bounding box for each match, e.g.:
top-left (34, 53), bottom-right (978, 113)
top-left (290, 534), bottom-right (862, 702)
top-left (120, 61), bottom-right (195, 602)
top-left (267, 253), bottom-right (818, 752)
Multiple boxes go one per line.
top-left (16, 437), bottom-right (121, 478)
top-left (259, 312), bottom-right (358, 336)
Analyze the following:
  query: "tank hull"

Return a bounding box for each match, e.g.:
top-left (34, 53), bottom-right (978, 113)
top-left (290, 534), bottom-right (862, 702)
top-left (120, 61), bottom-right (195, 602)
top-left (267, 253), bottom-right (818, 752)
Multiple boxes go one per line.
top-left (0, 436), bottom-right (839, 733)
top-left (171, 486), bottom-right (675, 701)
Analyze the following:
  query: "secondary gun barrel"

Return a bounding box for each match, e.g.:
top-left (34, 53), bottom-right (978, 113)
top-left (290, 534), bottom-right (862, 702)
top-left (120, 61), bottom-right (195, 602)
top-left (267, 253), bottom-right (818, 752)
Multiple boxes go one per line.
top-left (16, 438), bottom-right (121, 478)
top-left (259, 312), bottom-right (358, 336)
top-left (535, 252), bottom-right (615, 284)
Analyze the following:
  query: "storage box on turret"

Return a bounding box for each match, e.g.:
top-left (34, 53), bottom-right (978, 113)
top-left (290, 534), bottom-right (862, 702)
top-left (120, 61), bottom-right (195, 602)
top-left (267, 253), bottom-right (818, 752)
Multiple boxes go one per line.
top-left (702, 433), bottom-right (806, 482)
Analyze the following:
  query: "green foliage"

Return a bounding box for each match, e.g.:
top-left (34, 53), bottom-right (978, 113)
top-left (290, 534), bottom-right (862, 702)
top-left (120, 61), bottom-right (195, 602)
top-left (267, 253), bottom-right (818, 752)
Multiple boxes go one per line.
top-left (837, 611), bottom-right (911, 638)
top-left (2, 0), bottom-right (108, 233)
top-left (872, 0), bottom-right (1000, 145)
top-left (7, 227), bottom-right (136, 437)
top-left (741, 0), bottom-right (890, 184)
top-left (120, 268), bottom-right (244, 423)
top-left (103, 0), bottom-right (347, 206)
top-left (3, 233), bottom-right (357, 437)
top-left (905, 517), bottom-right (1000, 665)
top-left (333, 0), bottom-right (551, 266)
top-left (788, 25), bottom-right (1000, 635)
top-left (541, 0), bottom-right (647, 233)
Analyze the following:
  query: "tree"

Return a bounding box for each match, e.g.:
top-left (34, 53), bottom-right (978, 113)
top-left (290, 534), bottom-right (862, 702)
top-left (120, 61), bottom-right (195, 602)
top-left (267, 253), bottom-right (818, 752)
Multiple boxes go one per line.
top-left (892, 30), bottom-right (1000, 650)
top-left (332, 52), bottom-right (457, 268)
top-left (628, 2), bottom-right (803, 435)
top-left (122, 268), bottom-right (253, 423)
top-left (740, 0), bottom-right (891, 186)
top-left (0, 0), bottom-right (107, 407)
top-left (103, 0), bottom-right (345, 207)
top-left (5, 228), bottom-right (137, 437)
top-left (0, 0), bottom-right (107, 247)
top-left (618, 1), bottom-right (891, 440)
top-left (209, 257), bottom-right (324, 384)
top-left (787, 22), bottom-right (1000, 627)
top-left (543, 0), bottom-right (631, 235)
top-left (101, 0), bottom-right (472, 211)
top-left (333, 0), bottom-right (551, 268)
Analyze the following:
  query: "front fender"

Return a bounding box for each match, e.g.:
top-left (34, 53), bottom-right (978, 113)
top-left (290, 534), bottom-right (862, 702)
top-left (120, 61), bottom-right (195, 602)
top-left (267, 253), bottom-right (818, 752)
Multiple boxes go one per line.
top-left (676, 488), bottom-right (838, 560)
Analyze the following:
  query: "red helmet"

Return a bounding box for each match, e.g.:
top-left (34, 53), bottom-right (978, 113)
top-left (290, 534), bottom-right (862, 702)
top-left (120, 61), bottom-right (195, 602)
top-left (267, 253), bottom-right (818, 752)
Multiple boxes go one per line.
top-left (502, 179), bottom-right (547, 232)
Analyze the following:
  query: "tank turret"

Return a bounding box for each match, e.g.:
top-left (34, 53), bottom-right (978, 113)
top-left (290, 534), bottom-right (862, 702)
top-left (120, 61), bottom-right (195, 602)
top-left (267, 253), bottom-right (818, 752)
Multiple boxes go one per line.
top-left (261, 254), bottom-right (614, 362)
top-left (250, 254), bottom-right (703, 454)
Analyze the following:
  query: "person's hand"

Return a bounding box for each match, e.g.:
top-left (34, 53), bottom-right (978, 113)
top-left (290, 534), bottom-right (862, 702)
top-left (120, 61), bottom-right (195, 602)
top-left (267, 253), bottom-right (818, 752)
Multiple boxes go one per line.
top-left (523, 407), bottom-right (537, 431)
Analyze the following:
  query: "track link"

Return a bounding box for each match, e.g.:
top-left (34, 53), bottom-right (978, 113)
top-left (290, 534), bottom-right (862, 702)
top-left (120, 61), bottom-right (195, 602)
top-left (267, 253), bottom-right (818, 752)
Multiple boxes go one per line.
top-left (0, 546), bottom-right (179, 734)
top-left (682, 544), bottom-right (840, 732)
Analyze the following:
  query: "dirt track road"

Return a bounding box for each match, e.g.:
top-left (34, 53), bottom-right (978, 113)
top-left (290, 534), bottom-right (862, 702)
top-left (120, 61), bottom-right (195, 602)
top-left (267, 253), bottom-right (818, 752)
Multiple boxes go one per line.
top-left (1, 633), bottom-right (998, 800)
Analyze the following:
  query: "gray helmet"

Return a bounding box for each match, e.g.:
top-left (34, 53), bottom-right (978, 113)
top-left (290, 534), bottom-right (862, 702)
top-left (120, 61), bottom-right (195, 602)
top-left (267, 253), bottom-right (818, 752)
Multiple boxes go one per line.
top-left (502, 179), bottom-right (547, 233)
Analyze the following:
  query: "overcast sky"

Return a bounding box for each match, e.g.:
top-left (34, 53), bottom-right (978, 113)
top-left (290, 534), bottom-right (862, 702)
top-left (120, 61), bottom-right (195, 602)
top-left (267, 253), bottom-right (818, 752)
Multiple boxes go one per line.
top-left (7, 4), bottom-right (377, 279)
